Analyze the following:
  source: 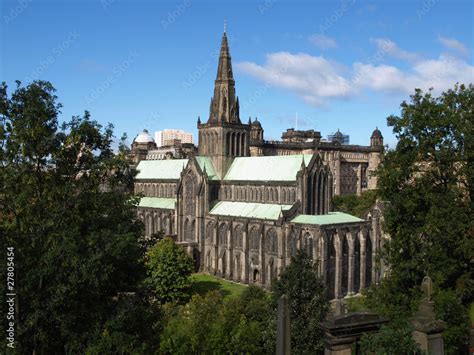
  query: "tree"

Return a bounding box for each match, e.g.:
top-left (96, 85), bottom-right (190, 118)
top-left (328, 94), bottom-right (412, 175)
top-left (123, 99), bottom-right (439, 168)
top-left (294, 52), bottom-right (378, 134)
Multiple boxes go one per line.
top-left (271, 250), bottom-right (329, 354)
top-left (0, 81), bottom-right (147, 353)
top-left (160, 291), bottom-right (223, 354)
top-left (145, 236), bottom-right (194, 304)
top-left (332, 190), bottom-right (378, 218)
top-left (160, 286), bottom-right (273, 354)
top-left (366, 84), bottom-right (473, 352)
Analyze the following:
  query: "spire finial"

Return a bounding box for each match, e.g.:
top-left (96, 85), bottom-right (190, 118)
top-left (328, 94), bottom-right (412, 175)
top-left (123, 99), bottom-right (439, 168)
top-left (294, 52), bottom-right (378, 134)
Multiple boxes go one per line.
top-left (224, 20), bottom-right (227, 33)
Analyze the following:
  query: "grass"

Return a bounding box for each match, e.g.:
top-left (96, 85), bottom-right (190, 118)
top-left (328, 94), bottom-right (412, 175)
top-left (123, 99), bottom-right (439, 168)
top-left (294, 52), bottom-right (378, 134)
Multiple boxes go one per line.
top-left (190, 273), bottom-right (248, 299)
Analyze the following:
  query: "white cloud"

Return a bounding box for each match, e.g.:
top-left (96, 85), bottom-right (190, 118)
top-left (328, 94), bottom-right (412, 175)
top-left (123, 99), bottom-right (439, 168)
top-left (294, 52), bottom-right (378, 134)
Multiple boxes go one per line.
top-left (438, 36), bottom-right (469, 57)
top-left (236, 39), bottom-right (474, 107)
top-left (237, 52), bottom-right (352, 106)
top-left (308, 34), bottom-right (337, 50)
top-left (371, 38), bottom-right (419, 62)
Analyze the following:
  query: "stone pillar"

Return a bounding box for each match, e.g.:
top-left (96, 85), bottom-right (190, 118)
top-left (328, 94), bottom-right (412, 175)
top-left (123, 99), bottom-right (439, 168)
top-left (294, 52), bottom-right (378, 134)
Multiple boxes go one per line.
top-left (360, 231), bottom-right (366, 290)
top-left (335, 233), bottom-right (342, 299)
top-left (348, 232), bottom-right (355, 296)
top-left (226, 226), bottom-right (232, 279)
top-left (335, 154), bottom-right (341, 196)
top-left (276, 295), bottom-right (291, 355)
top-left (321, 234), bottom-right (327, 280)
top-left (243, 229), bottom-right (249, 283)
top-left (357, 164), bottom-right (362, 196)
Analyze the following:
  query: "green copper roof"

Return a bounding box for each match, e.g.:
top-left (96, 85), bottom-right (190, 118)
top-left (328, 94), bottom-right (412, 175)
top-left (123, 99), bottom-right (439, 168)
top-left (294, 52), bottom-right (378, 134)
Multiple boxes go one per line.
top-left (138, 197), bottom-right (176, 209)
top-left (195, 156), bottom-right (219, 180)
top-left (291, 212), bottom-right (364, 225)
top-left (209, 201), bottom-right (293, 220)
top-left (223, 154), bottom-right (313, 181)
top-left (135, 159), bottom-right (188, 180)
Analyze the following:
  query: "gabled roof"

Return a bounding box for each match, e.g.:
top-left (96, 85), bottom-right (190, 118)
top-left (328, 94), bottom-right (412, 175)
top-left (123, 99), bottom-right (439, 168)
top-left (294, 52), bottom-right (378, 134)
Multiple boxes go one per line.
top-left (138, 197), bottom-right (176, 209)
top-left (135, 159), bottom-right (188, 180)
top-left (209, 201), bottom-right (293, 220)
top-left (195, 156), bottom-right (219, 180)
top-left (291, 212), bottom-right (364, 226)
top-left (223, 154), bottom-right (313, 181)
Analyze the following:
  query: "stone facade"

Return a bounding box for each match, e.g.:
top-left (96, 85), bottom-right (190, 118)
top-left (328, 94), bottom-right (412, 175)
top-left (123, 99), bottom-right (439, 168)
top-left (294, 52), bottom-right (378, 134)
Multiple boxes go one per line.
top-left (133, 30), bottom-right (385, 298)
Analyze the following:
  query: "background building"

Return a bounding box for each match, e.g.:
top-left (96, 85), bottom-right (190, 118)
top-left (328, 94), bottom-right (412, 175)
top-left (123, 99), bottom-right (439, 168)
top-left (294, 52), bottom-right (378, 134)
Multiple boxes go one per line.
top-left (155, 129), bottom-right (193, 147)
top-left (327, 129), bottom-right (350, 145)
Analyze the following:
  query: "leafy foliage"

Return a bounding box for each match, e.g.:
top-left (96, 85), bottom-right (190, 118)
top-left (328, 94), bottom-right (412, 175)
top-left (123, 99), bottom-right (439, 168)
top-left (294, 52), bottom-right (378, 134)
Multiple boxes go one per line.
top-left (0, 81), bottom-right (149, 353)
top-left (365, 84), bottom-right (473, 352)
top-left (145, 236), bottom-right (194, 304)
top-left (271, 250), bottom-right (329, 354)
top-left (332, 190), bottom-right (378, 218)
top-left (160, 286), bottom-right (273, 354)
top-left (360, 318), bottom-right (422, 355)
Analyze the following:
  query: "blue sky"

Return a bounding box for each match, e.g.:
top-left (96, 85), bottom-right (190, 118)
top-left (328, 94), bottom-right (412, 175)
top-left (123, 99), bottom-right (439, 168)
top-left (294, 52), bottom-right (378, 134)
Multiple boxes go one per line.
top-left (1, 0), bottom-right (473, 147)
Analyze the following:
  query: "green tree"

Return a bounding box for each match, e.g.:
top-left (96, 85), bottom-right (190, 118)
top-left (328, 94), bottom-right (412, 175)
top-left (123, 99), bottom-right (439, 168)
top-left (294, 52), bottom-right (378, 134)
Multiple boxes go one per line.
top-left (145, 236), bottom-right (194, 304)
top-left (0, 81), bottom-right (148, 353)
top-left (160, 291), bottom-right (223, 354)
top-left (207, 286), bottom-right (273, 354)
top-left (332, 190), bottom-right (378, 218)
top-left (271, 250), bottom-right (329, 354)
top-left (366, 84), bottom-right (473, 352)
top-left (359, 318), bottom-right (422, 355)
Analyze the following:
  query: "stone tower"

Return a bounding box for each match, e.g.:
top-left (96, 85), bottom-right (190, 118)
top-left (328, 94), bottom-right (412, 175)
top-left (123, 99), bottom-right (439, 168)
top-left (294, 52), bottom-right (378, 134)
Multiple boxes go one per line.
top-left (198, 29), bottom-right (250, 178)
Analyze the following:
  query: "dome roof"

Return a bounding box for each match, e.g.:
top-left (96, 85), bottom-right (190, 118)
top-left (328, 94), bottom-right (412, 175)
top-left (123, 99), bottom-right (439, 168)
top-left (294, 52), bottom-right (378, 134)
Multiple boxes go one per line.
top-left (334, 129), bottom-right (343, 138)
top-left (251, 118), bottom-right (262, 128)
top-left (371, 127), bottom-right (383, 139)
top-left (134, 129), bottom-right (155, 143)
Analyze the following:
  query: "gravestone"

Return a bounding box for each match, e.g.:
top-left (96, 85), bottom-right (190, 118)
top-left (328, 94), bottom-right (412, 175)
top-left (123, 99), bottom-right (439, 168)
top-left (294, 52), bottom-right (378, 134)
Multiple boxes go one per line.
top-left (411, 276), bottom-right (446, 354)
top-left (276, 295), bottom-right (291, 355)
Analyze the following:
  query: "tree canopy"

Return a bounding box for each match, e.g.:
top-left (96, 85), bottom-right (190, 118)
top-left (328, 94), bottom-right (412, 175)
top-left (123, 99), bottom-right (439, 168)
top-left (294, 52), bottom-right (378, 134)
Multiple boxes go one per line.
top-left (0, 81), bottom-right (149, 353)
top-left (365, 84), bottom-right (473, 353)
top-left (272, 250), bottom-right (329, 354)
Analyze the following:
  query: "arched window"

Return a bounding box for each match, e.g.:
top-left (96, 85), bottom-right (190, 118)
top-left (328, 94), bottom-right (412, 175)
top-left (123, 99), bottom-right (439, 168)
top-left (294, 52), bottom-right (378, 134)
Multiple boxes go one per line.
top-left (219, 223), bottom-right (227, 247)
top-left (249, 227), bottom-right (260, 251)
top-left (266, 228), bottom-right (278, 254)
top-left (289, 232), bottom-right (297, 257)
top-left (206, 222), bottom-right (214, 243)
top-left (302, 232), bottom-right (313, 259)
top-left (184, 173), bottom-right (196, 215)
top-left (184, 219), bottom-right (195, 242)
top-left (234, 225), bottom-right (243, 249)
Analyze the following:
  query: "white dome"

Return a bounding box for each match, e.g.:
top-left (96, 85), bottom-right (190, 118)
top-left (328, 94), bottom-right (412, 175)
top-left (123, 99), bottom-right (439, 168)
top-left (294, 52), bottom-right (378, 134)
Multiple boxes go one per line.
top-left (134, 129), bottom-right (154, 143)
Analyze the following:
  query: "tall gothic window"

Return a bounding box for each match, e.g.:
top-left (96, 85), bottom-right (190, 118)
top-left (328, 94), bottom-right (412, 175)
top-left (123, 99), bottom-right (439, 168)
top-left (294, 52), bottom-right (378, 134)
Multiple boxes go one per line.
top-left (184, 173), bottom-right (196, 216)
top-left (249, 227), bottom-right (260, 251)
top-left (289, 232), bottom-right (297, 256)
top-left (206, 222), bottom-right (214, 244)
top-left (184, 219), bottom-right (195, 242)
top-left (266, 228), bottom-right (278, 254)
top-left (234, 225), bottom-right (243, 249)
top-left (219, 223), bottom-right (227, 247)
top-left (302, 232), bottom-right (313, 259)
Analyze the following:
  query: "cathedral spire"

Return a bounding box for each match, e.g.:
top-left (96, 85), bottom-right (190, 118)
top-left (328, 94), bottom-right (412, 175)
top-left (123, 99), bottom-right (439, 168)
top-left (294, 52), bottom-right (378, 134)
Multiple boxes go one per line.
top-left (208, 29), bottom-right (240, 124)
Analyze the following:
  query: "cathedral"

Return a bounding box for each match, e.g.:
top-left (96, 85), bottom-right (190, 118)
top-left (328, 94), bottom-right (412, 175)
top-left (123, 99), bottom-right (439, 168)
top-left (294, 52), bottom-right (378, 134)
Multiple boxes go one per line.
top-left (133, 30), bottom-right (386, 299)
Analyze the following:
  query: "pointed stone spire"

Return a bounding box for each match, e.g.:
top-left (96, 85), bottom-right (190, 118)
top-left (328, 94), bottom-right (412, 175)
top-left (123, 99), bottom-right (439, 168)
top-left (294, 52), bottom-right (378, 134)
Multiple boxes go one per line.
top-left (197, 116), bottom-right (201, 125)
top-left (248, 116), bottom-right (252, 125)
top-left (208, 29), bottom-right (240, 124)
